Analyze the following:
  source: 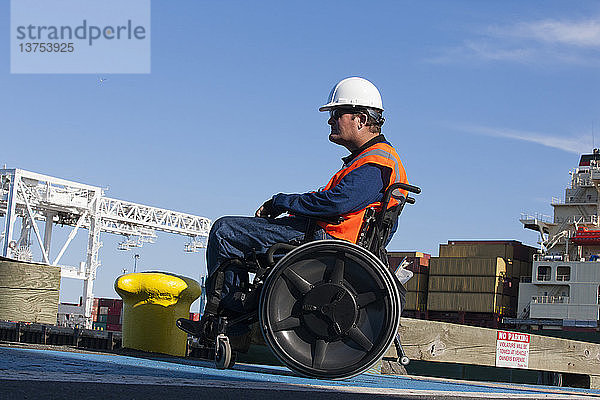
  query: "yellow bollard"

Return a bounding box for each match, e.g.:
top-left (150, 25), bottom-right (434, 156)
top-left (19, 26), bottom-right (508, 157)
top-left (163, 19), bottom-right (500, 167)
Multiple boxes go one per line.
top-left (114, 271), bottom-right (201, 356)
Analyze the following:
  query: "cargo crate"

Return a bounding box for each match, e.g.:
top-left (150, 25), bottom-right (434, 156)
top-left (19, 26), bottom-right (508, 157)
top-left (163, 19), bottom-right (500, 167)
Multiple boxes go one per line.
top-left (404, 272), bottom-right (428, 292)
top-left (439, 240), bottom-right (535, 262)
top-left (428, 275), bottom-right (503, 293)
top-left (404, 291), bottom-right (427, 311)
top-left (429, 257), bottom-right (507, 277)
top-left (427, 292), bottom-right (503, 313)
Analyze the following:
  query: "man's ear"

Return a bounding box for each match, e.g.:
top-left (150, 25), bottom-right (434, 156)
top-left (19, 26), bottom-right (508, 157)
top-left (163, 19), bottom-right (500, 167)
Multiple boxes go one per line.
top-left (358, 113), bottom-right (368, 129)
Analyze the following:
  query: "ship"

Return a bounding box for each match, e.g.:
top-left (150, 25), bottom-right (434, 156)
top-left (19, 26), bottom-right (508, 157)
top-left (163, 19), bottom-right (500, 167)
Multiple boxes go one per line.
top-left (514, 149), bottom-right (600, 331)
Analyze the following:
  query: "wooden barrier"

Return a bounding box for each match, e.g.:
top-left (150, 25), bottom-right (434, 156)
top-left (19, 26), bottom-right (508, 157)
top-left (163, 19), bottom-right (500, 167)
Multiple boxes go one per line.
top-left (382, 317), bottom-right (600, 388)
top-left (0, 259), bottom-right (60, 324)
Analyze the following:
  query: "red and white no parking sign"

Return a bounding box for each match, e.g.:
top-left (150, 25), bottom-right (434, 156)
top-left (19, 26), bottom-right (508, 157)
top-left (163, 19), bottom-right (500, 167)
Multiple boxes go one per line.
top-left (495, 330), bottom-right (530, 369)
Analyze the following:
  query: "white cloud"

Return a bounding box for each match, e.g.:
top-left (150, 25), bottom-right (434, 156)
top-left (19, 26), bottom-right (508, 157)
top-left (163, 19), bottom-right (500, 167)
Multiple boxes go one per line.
top-left (456, 124), bottom-right (591, 154)
top-left (463, 40), bottom-right (534, 63)
top-left (507, 19), bottom-right (600, 48)
top-left (430, 16), bottom-right (600, 66)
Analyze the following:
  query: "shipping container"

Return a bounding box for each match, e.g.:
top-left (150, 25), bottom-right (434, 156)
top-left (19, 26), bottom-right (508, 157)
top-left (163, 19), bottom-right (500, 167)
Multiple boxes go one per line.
top-left (388, 252), bottom-right (431, 271)
top-left (440, 242), bottom-right (514, 259)
top-left (429, 257), bottom-right (506, 277)
top-left (404, 291), bottom-right (427, 311)
top-left (428, 275), bottom-right (503, 293)
top-left (107, 314), bottom-right (121, 325)
top-left (427, 292), bottom-right (503, 313)
top-left (426, 310), bottom-right (501, 328)
top-left (106, 324), bottom-right (122, 332)
top-left (512, 244), bottom-right (537, 262)
top-left (407, 264), bottom-right (429, 274)
top-left (99, 298), bottom-right (115, 307)
top-left (514, 259), bottom-right (532, 278)
top-left (388, 251), bottom-right (431, 260)
top-left (439, 240), bottom-right (535, 262)
top-left (107, 305), bottom-right (122, 316)
top-left (404, 272), bottom-right (429, 292)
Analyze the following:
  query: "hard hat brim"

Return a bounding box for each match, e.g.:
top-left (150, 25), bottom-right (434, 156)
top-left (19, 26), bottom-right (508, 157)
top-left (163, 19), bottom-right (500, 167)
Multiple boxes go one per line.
top-left (319, 102), bottom-right (384, 112)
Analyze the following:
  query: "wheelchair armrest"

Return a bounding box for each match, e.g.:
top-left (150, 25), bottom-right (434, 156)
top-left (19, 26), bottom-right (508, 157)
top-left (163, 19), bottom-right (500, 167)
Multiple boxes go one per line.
top-left (292, 213), bottom-right (345, 225)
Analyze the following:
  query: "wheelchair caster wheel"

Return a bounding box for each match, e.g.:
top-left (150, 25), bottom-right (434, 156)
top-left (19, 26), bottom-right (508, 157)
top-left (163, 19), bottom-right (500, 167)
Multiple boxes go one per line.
top-left (215, 334), bottom-right (235, 369)
top-left (400, 356), bottom-right (410, 366)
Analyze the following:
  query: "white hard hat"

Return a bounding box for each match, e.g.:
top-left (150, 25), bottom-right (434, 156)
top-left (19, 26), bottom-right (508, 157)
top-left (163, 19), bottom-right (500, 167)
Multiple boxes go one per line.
top-left (319, 77), bottom-right (383, 112)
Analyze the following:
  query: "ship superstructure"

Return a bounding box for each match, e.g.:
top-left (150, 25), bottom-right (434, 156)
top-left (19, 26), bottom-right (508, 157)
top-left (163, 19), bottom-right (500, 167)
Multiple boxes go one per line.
top-left (517, 150), bottom-right (600, 329)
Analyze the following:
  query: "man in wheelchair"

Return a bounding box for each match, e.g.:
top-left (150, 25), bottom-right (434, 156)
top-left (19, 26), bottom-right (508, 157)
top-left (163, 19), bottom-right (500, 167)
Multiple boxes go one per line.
top-left (177, 77), bottom-right (420, 378)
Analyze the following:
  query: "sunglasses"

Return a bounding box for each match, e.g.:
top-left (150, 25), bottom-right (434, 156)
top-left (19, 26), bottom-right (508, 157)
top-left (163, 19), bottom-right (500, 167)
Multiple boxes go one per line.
top-left (329, 108), bottom-right (361, 120)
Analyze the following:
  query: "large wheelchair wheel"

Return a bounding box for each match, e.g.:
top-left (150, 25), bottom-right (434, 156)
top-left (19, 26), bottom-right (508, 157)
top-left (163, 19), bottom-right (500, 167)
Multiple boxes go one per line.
top-left (259, 240), bottom-right (401, 379)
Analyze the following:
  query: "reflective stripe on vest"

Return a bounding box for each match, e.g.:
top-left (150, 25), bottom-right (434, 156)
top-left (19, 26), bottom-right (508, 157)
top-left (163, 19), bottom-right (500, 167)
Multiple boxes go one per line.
top-left (317, 142), bottom-right (408, 243)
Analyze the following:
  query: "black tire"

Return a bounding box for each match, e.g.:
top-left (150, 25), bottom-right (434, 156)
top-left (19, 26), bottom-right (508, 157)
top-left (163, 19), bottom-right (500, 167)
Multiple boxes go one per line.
top-left (259, 240), bottom-right (401, 379)
top-left (215, 336), bottom-right (233, 369)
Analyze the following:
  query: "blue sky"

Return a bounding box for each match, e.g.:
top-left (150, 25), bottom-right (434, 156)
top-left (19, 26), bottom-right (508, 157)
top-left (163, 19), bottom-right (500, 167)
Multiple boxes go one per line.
top-left (1, 1), bottom-right (599, 306)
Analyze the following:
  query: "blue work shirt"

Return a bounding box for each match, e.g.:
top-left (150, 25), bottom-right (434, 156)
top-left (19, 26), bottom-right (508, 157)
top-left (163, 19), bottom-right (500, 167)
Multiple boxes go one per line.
top-left (272, 135), bottom-right (399, 240)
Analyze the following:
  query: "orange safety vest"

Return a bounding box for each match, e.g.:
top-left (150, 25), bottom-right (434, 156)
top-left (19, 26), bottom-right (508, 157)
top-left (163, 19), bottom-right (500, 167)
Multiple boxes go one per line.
top-left (317, 142), bottom-right (408, 243)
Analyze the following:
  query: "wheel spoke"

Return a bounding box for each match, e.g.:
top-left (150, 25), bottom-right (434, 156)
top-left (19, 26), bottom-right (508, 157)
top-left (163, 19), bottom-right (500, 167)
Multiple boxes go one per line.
top-left (283, 268), bottom-right (312, 295)
top-left (356, 291), bottom-right (382, 308)
top-left (312, 339), bottom-right (328, 368)
top-left (347, 326), bottom-right (373, 351)
top-left (329, 252), bottom-right (345, 284)
top-left (271, 316), bottom-right (300, 332)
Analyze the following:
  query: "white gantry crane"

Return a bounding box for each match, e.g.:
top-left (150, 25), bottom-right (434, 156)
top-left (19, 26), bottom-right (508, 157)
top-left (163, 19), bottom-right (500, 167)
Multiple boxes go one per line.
top-left (0, 168), bottom-right (211, 328)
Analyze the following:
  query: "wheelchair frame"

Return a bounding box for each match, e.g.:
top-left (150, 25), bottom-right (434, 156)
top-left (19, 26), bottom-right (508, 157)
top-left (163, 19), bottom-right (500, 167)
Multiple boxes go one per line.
top-left (192, 182), bottom-right (420, 378)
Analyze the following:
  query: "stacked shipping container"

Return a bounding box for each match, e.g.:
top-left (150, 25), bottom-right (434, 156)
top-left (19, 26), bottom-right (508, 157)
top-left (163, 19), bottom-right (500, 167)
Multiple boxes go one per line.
top-left (91, 298), bottom-right (123, 331)
top-left (388, 251), bottom-right (431, 319)
top-left (426, 241), bottom-right (535, 328)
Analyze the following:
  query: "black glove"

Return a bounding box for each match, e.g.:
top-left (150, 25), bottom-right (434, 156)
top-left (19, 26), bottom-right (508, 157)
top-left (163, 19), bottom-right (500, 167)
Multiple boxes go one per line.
top-left (255, 199), bottom-right (284, 218)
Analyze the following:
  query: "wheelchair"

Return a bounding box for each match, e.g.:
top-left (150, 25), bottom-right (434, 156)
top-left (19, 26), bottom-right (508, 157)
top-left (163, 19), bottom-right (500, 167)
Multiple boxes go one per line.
top-left (178, 182), bottom-right (421, 379)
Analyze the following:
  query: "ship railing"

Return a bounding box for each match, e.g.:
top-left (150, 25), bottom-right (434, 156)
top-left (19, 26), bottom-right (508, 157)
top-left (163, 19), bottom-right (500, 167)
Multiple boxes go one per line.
top-left (531, 295), bottom-right (569, 304)
top-left (554, 215), bottom-right (598, 225)
top-left (537, 273), bottom-right (552, 281)
top-left (534, 254), bottom-right (564, 262)
top-left (573, 177), bottom-right (593, 187)
top-left (520, 212), bottom-right (553, 223)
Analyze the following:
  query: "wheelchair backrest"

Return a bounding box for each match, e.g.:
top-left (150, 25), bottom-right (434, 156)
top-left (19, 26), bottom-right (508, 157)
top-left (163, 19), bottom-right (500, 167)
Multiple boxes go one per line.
top-left (356, 182), bottom-right (420, 263)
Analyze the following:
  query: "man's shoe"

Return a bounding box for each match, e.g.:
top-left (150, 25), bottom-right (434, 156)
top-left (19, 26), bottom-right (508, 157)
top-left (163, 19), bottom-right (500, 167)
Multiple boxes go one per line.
top-left (176, 318), bottom-right (202, 336)
top-left (176, 316), bottom-right (217, 345)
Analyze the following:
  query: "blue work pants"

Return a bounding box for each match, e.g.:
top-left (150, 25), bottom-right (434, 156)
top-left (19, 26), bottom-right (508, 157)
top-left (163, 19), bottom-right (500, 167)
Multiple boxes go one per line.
top-left (205, 216), bottom-right (333, 315)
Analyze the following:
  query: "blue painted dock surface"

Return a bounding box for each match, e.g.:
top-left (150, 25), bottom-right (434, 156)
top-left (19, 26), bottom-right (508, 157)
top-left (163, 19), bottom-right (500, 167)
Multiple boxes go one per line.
top-left (1, 344), bottom-right (599, 399)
